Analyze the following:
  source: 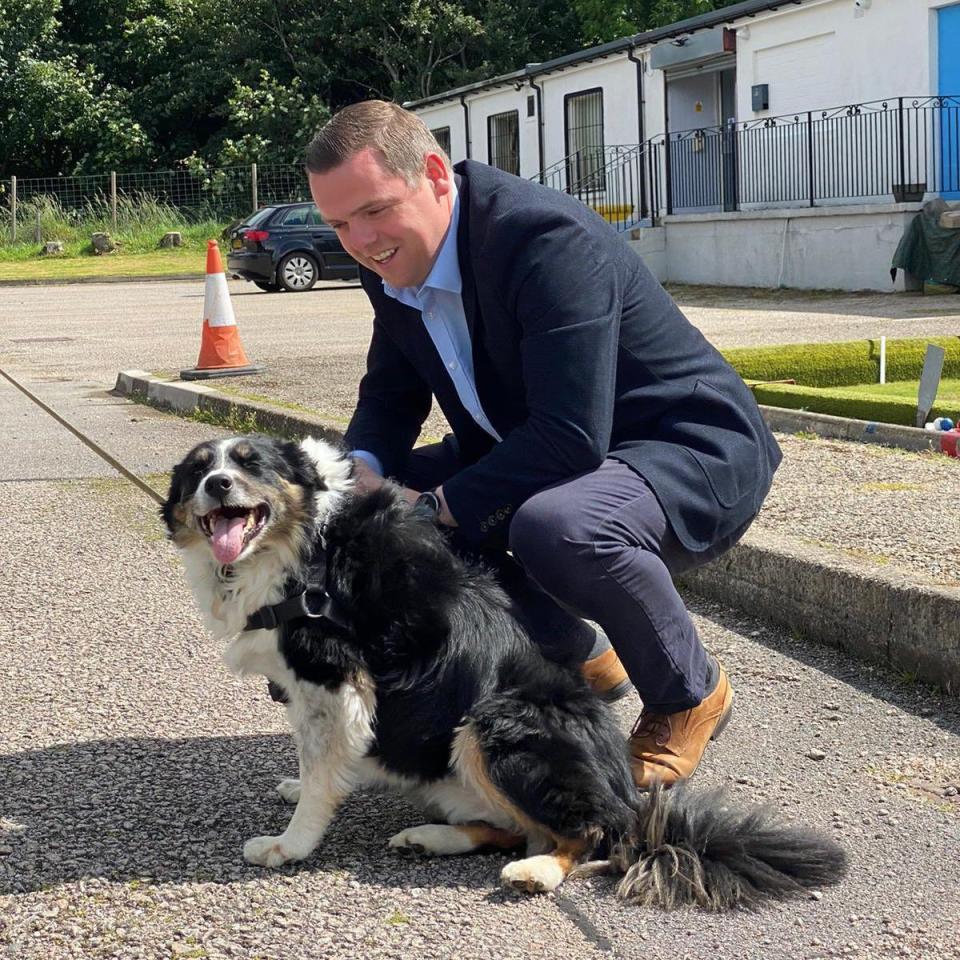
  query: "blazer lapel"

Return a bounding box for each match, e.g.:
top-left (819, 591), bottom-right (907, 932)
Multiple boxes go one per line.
top-left (454, 169), bottom-right (519, 438)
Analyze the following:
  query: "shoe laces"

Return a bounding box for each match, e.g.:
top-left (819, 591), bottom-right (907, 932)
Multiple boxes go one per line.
top-left (631, 710), bottom-right (671, 748)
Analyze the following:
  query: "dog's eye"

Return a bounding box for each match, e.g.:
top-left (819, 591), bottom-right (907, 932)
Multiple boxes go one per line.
top-left (231, 450), bottom-right (261, 472)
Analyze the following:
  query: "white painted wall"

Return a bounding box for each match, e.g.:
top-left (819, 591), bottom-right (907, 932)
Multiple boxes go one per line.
top-left (661, 202), bottom-right (921, 290)
top-left (538, 57), bottom-right (642, 171)
top-left (415, 102), bottom-right (469, 163)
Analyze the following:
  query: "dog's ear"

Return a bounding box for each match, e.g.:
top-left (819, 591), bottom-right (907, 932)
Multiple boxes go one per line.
top-left (279, 440), bottom-right (325, 492)
top-left (160, 460), bottom-right (187, 535)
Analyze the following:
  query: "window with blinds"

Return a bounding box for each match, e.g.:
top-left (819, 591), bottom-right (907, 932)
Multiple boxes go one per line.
top-left (487, 110), bottom-right (520, 176)
top-left (564, 88), bottom-right (605, 193)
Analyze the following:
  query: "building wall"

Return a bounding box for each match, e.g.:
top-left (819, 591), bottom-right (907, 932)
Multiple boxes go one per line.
top-left (415, 102), bottom-right (469, 163)
top-left (735, 0), bottom-right (949, 121)
top-left (538, 58), bottom-right (641, 169)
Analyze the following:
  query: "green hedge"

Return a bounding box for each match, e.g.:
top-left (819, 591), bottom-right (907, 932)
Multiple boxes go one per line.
top-left (752, 382), bottom-right (960, 426)
top-left (721, 337), bottom-right (960, 388)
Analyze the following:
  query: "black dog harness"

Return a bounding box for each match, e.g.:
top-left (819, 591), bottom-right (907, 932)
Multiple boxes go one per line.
top-left (242, 548), bottom-right (351, 704)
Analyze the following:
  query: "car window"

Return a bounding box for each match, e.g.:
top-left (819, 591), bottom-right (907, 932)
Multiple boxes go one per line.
top-left (306, 207), bottom-right (325, 226)
top-left (277, 206), bottom-right (311, 226)
top-left (242, 207), bottom-right (275, 228)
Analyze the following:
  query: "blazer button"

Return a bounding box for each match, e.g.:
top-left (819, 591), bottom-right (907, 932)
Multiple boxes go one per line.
top-left (480, 521), bottom-right (488, 533)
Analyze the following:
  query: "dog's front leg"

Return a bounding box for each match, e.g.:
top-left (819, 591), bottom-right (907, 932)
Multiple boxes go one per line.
top-left (243, 681), bottom-right (375, 868)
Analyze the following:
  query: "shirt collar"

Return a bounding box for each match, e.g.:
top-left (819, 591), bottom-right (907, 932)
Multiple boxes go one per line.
top-left (382, 183), bottom-right (461, 302)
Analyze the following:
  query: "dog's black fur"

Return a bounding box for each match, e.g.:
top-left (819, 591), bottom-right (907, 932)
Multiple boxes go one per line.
top-left (164, 435), bottom-right (847, 908)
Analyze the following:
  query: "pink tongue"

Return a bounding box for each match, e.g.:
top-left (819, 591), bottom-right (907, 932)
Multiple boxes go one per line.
top-left (211, 515), bottom-right (248, 564)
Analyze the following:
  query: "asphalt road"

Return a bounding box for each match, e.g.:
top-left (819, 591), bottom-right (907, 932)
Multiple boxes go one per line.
top-left (1, 280), bottom-right (959, 959)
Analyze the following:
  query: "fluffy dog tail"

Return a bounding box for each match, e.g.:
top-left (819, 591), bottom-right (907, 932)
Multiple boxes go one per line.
top-left (608, 782), bottom-right (847, 910)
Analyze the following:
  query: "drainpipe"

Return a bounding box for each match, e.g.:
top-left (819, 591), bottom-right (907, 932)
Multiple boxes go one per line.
top-left (626, 46), bottom-right (648, 220)
top-left (528, 77), bottom-right (545, 181)
top-left (459, 94), bottom-right (472, 160)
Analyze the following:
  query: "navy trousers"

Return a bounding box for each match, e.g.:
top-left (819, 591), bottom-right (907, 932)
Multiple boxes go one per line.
top-left (397, 436), bottom-right (751, 713)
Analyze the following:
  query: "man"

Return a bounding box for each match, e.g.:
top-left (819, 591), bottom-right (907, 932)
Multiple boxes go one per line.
top-left (306, 100), bottom-right (782, 789)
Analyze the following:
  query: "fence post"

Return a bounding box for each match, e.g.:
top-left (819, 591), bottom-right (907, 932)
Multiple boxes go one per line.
top-left (10, 175), bottom-right (16, 242)
top-left (807, 112), bottom-right (815, 207)
top-left (251, 163), bottom-right (258, 212)
top-left (110, 171), bottom-right (117, 232)
top-left (35, 208), bottom-right (41, 244)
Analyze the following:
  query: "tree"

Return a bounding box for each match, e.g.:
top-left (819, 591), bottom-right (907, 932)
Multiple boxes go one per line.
top-left (574, 0), bottom-right (743, 46)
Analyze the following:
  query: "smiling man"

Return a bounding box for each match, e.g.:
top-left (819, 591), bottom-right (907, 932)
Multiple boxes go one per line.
top-left (305, 100), bottom-right (782, 790)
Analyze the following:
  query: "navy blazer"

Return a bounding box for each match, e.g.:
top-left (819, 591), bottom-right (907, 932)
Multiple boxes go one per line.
top-left (345, 159), bottom-right (782, 550)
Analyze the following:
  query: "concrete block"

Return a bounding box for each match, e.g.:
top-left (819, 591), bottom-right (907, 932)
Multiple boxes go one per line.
top-left (147, 379), bottom-right (215, 413)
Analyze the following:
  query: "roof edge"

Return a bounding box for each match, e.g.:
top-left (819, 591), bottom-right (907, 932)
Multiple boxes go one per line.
top-left (404, 0), bottom-right (809, 110)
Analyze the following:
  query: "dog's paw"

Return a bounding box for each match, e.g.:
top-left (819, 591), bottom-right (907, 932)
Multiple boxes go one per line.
top-left (243, 834), bottom-right (301, 867)
top-left (501, 855), bottom-right (566, 894)
top-left (388, 824), bottom-right (476, 857)
top-left (276, 778), bottom-right (301, 804)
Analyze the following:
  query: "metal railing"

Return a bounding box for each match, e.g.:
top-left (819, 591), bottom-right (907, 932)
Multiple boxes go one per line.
top-left (536, 144), bottom-right (661, 229)
top-left (661, 95), bottom-right (960, 215)
top-left (533, 95), bottom-right (959, 226)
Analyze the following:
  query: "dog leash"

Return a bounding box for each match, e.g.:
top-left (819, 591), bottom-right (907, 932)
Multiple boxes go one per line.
top-left (0, 365), bottom-right (166, 506)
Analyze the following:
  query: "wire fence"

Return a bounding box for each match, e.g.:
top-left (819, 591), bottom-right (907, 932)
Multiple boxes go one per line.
top-left (0, 163), bottom-right (310, 241)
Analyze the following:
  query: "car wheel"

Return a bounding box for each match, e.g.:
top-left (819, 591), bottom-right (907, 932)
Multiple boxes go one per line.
top-left (253, 281), bottom-right (280, 292)
top-left (277, 253), bottom-right (318, 292)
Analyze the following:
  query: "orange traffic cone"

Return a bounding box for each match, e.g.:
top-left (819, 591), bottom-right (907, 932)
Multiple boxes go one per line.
top-left (180, 240), bottom-right (265, 380)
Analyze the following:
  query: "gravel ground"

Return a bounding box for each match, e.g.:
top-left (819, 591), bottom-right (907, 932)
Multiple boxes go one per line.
top-left (2, 281), bottom-right (960, 958)
top-left (757, 434), bottom-right (960, 586)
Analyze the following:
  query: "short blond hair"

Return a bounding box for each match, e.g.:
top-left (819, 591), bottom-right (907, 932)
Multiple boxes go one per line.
top-left (306, 100), bottom-right (449, 186)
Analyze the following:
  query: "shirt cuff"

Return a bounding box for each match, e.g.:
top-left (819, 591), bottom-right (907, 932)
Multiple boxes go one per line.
top-left (350, 450), bottom-right (384, 476)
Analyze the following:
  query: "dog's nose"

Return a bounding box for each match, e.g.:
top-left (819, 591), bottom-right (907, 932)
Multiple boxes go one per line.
top-left (205, 472), bottom-right (233, 497)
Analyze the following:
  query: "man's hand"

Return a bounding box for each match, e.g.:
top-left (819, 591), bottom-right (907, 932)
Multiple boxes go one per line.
top-left (351, 457), bottom-right (385, 495)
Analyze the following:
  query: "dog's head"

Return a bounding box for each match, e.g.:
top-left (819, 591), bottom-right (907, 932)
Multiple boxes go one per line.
top-left (162, 434), bottom-right (351, 567)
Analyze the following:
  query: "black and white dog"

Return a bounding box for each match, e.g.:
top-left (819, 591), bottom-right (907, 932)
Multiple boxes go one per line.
top-left (162, 434), bottom-right (846, 909)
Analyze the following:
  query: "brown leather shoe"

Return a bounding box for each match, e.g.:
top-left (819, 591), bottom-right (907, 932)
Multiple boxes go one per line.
top-left (580, 648), bottom-right (633, 702)
top-left (629, 661), bottom-right (733, 789)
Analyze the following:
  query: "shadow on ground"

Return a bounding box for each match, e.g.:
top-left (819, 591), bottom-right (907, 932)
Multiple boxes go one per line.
top-left (0, 734), bottom-right (513, 897)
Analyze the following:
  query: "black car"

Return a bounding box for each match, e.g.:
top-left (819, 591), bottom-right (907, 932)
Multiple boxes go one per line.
top-left (226, 202), bottom-right (359, 292)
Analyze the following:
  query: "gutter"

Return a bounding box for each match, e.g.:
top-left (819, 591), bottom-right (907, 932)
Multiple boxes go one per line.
top-left (528, 78), bottom-right (545, 179)
top-left (459, 94), bottom-right (472, 159)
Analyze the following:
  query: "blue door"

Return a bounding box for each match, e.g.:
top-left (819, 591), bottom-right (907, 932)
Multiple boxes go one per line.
top-left (939, 4), bottom-right (960, 197)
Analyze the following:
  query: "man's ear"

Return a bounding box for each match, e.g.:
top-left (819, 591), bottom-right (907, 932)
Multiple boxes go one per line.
top-left (424, 152), bottom-right (452, 199)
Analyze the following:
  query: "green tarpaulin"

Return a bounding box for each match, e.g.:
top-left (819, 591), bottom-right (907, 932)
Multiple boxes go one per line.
top-left (891, 208), bottom-right (960, 287)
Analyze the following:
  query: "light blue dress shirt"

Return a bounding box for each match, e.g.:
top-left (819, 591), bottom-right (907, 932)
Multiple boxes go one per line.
top-left (353, 186), bottom-right (501, 478)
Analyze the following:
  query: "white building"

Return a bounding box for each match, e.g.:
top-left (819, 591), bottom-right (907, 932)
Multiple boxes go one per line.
top-left (407, 0), bottom-right (960, 291)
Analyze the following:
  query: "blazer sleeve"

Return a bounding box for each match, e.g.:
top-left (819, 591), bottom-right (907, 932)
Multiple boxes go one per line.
top-left (441, 211), bottom-right (622, 545)
top-left (343, 314), bottom-right (433, 480)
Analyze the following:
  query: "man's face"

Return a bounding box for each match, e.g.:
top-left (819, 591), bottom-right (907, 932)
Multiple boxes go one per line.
top-left (309, 146), bottom-right (453, 289)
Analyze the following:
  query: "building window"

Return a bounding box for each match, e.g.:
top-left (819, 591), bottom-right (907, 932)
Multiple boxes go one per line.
top-left (487, 110), bottom-right (520, 176)
top-left (527, 94), bottom-right (536, 118)
top-left (564, 88), bottom-right (605, 193)
top-left (430, 126), bottom-right (451, 156)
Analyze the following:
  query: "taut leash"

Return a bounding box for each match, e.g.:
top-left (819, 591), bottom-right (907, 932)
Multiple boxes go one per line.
top-left (0, 365), bottom-right (166, 506)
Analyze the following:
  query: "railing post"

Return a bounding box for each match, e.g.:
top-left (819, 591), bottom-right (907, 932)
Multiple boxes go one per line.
top-left (110, 171), bottom-right (117, 232)
top-left (807, 112), bottom-right (815, 207)
top-left (897, 97), bottom-right (906, 198)
top-left (251, 162), bottom-right (258, 211)
top-left (10, 175), bottom-right (16, 242)
top-left (664, 134), bottom-right (673, 216)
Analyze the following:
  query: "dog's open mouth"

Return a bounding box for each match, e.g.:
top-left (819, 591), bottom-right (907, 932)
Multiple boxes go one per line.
top-left (199, 505), bottom-right (270, 564)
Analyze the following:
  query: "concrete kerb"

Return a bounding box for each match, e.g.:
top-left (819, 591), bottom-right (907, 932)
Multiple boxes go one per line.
top-left (114, 370), bottom-right (960, 696)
